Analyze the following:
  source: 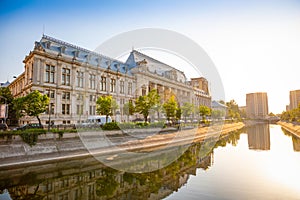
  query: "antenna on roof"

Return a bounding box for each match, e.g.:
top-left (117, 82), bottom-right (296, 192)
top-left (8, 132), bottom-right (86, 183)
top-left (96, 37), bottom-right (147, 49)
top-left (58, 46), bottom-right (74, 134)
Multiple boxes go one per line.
top-left (132, 45), bottom-right (134, 51)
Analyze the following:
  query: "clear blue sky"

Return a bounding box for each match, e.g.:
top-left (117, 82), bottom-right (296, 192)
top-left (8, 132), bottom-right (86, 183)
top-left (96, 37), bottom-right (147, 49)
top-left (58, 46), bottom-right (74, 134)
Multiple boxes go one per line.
top-left (1, 0), bottom-right (300, 113)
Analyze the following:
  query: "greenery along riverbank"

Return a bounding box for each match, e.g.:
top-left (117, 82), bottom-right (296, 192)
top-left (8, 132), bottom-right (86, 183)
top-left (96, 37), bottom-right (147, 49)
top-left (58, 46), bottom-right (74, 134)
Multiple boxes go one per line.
top-left (277, 121), bottom-right (300, 138)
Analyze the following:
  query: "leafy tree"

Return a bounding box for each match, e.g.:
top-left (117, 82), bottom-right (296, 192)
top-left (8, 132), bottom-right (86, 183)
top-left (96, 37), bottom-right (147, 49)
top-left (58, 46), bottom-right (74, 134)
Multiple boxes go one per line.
top-left (13, 90), bottom-right (49, 125)
top-left (176, 106), bottom-right (182, 120)
top-left (226, 99), bottom-right (241, 120)
top-left (211, 109), bottom-right (225, 119)
top-left (96, 95), bottom-right (119, 122)
top-left (163, 95), bottom-right (178, 121)
top-left (181, 102), bottom-right (194, 121)
top-left (199, 105), bottom-right (211, 121)
top-left (123, 100), bottom-right (135, 121)
top-left (135, 89), bottom-right (160, 122)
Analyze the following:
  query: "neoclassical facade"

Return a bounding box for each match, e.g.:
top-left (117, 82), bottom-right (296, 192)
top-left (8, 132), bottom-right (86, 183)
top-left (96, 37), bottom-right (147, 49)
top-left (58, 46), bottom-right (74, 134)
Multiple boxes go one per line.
top-left (9, 35), bottom-right (211, 125)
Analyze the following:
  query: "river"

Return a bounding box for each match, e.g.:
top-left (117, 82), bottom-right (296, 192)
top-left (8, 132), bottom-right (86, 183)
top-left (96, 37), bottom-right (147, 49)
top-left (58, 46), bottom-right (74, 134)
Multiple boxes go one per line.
top-left (0, 124), bottom-right (299, 199)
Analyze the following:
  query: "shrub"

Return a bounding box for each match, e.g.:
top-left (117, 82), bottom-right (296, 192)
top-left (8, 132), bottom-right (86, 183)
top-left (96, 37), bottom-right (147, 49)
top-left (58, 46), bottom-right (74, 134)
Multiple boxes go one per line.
top-left (102, 122), bottom-right (120, 130)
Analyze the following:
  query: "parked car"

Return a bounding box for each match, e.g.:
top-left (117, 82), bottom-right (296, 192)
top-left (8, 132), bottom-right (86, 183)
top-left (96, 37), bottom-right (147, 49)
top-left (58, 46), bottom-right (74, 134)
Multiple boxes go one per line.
top-left (14, 123), bottom-right (44, 131)
top-left (0, 123), bottom-right (8, 131)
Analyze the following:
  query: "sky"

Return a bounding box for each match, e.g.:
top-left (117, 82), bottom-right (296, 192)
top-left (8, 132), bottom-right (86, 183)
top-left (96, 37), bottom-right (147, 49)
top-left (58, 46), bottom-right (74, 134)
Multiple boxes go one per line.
top-left (0, 0), bottom-right (299, 113)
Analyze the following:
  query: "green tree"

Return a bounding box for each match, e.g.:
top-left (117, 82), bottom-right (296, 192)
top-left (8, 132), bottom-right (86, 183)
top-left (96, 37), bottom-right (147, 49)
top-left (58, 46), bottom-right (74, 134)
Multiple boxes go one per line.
top-left (226, 99), bottom-right (241, 120)
top-left (135, 89), bottom-right (160, 122)
top-left (163, 95), bottom-right (178, 121)
top-left (199, 105), bottom-right (211, 121)
top-left (96, 95), bottom-right (119, 122)
top-left (176, 106), bottom-right (182, 120)
top-left (123, 100), bottom-right (135, 121)
top-left (181, 102), bottom-right (194, 121)
top-left (13, 90), bottom-right (49, 125)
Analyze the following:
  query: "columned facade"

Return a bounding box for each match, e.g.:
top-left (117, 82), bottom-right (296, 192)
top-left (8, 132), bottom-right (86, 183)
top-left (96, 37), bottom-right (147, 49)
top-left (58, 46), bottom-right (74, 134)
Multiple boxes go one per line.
top-left (9, 35), bottom-right (211, 125)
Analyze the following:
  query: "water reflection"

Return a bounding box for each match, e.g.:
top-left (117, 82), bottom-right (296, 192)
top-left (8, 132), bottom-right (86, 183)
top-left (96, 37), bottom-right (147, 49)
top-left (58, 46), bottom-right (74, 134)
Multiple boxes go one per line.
top-left (281, 127), bottom-right (300, 152)
top-left (247, 123), bottom-right (270, 150)
top-left (0, 141), bottom-right (216, 200)
top-left (1, 125), bottom-right (299, 199)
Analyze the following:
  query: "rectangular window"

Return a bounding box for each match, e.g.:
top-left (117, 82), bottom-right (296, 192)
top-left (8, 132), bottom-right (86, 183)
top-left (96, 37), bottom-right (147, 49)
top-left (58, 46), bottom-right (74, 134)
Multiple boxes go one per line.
top-left (89, 74), bottom-right (96, 89)
top-left (89, 105), bottom-right (96, 115)
top-left (77, 94), bottom-right (83, 101)
top-left (46, 103), bottom-right (55, 115)
top-left (45, 64), bottom-right (55, 83)
top-left (76, 71), bottom-right (84, 88)
top-left (62, 104), bottom-right (70, 115)
top-left (77, 104), bottom-right (83, 115)
top-left (62, 92), bottom-right (70, 100)
top-left (101, 76), bottom-right (106, 91)
top-left (89, 95), bottom-right (96, 102)
top-left (47, 90), bottom-right (55, 98)
top-left (120, 80), bottom-right (124, 94)
top-left (62, 68), bottom-right (70, 85)
top-left (110, 78), bottom-right (116, 92)
top-left (128, 82), bottom-right (132, 95)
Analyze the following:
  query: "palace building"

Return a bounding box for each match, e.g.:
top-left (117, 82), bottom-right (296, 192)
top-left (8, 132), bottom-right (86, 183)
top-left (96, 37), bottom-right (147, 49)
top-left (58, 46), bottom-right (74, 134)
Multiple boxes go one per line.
top-left (9, 35), bottom-right (211, 125)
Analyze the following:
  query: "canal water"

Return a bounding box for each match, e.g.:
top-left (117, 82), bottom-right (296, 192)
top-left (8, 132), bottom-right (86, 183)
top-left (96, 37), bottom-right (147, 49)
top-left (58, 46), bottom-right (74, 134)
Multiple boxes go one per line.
top-left (0, 124), bottom-right (300, 199)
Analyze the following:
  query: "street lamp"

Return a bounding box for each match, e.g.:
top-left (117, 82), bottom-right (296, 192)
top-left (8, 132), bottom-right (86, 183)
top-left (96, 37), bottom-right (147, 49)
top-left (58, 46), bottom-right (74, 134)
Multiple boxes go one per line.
top-left (0, 96), bottom-right (8, 124)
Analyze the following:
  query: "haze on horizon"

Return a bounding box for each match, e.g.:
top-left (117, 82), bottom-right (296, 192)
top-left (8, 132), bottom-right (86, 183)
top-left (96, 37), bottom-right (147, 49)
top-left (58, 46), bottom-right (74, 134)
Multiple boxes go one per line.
top-left (0, 0), bottom-right (299, 114)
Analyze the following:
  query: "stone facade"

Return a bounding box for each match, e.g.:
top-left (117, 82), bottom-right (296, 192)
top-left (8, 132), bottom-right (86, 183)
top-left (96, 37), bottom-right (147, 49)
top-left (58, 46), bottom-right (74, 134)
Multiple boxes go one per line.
top-left (9, 35), bottom-right (211, 125)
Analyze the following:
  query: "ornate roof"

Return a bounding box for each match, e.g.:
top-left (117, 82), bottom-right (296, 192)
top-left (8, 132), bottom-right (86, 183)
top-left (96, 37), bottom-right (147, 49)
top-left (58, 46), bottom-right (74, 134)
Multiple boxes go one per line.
top-left (37, 35), bottom-right (131, 75)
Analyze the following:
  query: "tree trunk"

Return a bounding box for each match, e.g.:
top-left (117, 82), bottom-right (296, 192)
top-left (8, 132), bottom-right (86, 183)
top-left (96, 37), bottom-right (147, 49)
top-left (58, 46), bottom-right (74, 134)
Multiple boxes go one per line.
top-left (36, 116), bottom-right (41, 126)
top-left (144, 115), bottom-right (148, 123)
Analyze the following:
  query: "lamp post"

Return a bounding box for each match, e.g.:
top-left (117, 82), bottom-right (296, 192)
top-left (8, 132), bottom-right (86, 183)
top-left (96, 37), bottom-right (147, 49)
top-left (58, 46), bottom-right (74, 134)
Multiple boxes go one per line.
top-left (0, 96), bottom-right (8, 124)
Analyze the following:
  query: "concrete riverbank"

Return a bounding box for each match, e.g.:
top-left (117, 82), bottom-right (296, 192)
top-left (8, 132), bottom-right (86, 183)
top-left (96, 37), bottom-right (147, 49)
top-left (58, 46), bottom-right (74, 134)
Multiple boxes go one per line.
top-left (277, 121), bottom-right (300, 138)
top-left (0, 122), bottom-right (244, 168)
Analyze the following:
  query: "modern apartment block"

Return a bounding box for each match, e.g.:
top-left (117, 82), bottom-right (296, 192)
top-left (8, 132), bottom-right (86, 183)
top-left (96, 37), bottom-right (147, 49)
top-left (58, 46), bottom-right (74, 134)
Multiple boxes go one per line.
top-left (8, 35), bottom-right (211, 125)
top-left (289, 89), bottom-right (300, 110)
top-left (246, 92), bottom-right (269, 119)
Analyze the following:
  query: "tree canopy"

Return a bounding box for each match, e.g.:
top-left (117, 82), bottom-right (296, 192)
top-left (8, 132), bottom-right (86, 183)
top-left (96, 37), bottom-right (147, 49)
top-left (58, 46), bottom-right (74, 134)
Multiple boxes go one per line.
top-left (96, 95), bottom-right (118, 122)
top-left (135, 89), bottom-right (160, 122)
top-left (199, 105), bottom-right (211, 120)
top-left (13, 90), bottom-right (49, 125)
top-left (163, 95), bottom-right (178, 121)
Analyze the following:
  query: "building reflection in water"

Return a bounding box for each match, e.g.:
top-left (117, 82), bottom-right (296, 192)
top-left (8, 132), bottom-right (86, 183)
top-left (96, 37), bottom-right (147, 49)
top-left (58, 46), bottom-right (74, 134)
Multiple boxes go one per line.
top-left (0, 142), bottom-right (214, 200)
top-left (247, 123), bottom-right (270, 150)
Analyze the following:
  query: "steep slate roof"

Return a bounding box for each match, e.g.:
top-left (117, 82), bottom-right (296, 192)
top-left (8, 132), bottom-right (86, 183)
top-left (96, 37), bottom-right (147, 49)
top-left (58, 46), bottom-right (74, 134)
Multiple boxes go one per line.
top-left (125, 50), bottom-right (187, 82)
top-left (39, 35), bottom-right (131, 75)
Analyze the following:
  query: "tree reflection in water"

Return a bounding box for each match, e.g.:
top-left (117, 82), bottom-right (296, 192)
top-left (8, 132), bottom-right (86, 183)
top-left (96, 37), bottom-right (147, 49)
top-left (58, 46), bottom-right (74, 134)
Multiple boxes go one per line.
top-left (0, 128), bottom-right (245, 200)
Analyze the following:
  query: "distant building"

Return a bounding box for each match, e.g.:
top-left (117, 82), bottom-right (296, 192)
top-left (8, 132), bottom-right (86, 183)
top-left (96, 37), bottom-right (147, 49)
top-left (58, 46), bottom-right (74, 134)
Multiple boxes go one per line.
top-left (8, 35), bottom-right (211, 125)
top-left (246, 92), bottom-right (269, 119)
top-left (289, 89), bottom-right (300, 110)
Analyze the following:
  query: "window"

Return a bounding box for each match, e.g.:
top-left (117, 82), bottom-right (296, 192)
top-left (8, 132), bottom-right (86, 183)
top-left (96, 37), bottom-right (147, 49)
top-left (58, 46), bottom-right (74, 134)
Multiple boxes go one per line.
top-left (46, 103), bottom-right (55, 114)
top-left (120, 80), bottom-right (124, 94)
top-left (110, 78), bottom-right (116, 92)
top-left (62, 68), bottom-right (70, 85)
top-left (90, 95), bottom-right (96, 102)
top-left (62, 92), bottom-right (70, 100)
top-left (62, 104), bottom-right (70, 115)
top-left (77, 94), bottom-right (83, 101)
top-left (101, 76), bottom-right (106, 91)
top-left (128, 82), bottom-right (132, 95)
top-left (142, 86), bottom-right (146, 96)
top-left (89, 74), bottom-right (96, 89)
top-left (45, 64), bottom-right (55, 83)
top-left (89, 105), bottom-right (96, 115)
top-left (47, 90), bottom-right (55, 98)
top-left (76, 71), bottom-right (84, 88)
top-left (77, 104), bottom-right (83, 115)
